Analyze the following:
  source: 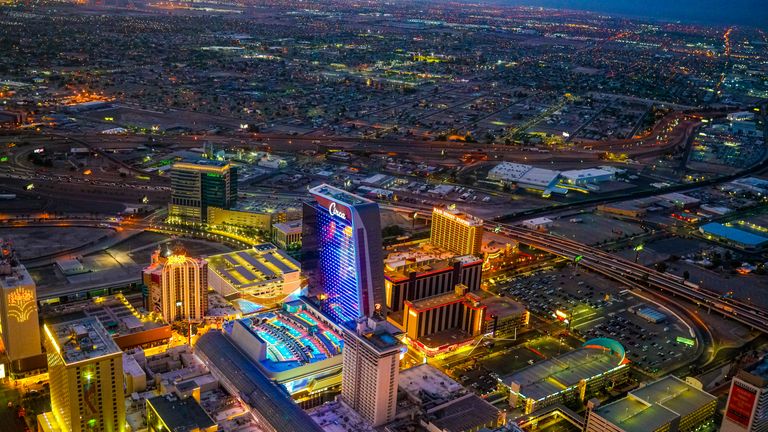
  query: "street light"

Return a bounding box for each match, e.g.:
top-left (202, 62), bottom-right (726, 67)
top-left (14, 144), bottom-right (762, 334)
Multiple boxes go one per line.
top-left (634, 244), bottom-right (644, 263)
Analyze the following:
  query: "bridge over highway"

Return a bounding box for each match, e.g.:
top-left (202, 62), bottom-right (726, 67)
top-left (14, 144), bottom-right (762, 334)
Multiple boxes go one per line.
top-left (500, 225), bottom-right (768, 335)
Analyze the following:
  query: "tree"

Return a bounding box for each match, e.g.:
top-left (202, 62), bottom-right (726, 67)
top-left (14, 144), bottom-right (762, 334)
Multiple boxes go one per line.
top-left (382, 225), bottom-right (405, 238)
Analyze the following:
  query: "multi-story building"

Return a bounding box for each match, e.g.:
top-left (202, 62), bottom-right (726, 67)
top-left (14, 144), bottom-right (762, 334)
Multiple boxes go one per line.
top-left (168, 159), bottom-right (237, 223)
top-left (402, 286), bottom-right (485, 341)
top-left (272, 220), bottom-right (303, 250)
top-left (721, 357), bottom-right (768, 432)
top-left (206, 200), bottom-right (301, 233)
top-left (38, 317), bottom-right (126, 432)
top-left (384, 253), bottom-right (483, 313)
top-left (400, 286), bottom-right (527, 356)
top-left (0, 241), bottom-right (42, 368)
top-left (206, 244), bottom-right (302, 303)
top-left (586, 375), bottom-right (716, 432)
top-left (302, 184), bottom-right (386, 325)
top-left (341, 319), bottom-right (402, 427)
top-left (143, 248), bottom-right (208, 322)
top-left (429, 207), bottom-right (484, 256)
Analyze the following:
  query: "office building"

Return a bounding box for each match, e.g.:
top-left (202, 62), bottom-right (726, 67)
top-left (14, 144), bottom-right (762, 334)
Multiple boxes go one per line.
top-left (207, 244), bottom-right (301, 303)
top-left (206, 200), bottom-right (300, 232)
top-left (146, 395), bottom-right (217, 432)
top-left (481, 294), bottom-right (530, 337)
top-left (430, 207), bottom-right (484, 256)
top-left (341, 319), bottom-right (402, 427)
top-left (505, 338), bottom-right (629, 414)
top-left (143, 247), bottom-right (208, 322)
top-left (384, 250), bottom-right (483, 313)
top-left (38, 317), bottom-right (125, 432)
top-left (586, 375), bottom-right (716, 432)
top-left (721, 357), bottom-right (768, 432)
top-left (169, 159), bottom-right (237, 223)
top-left (303, 184), bottom-right (386, 325)
top-left (272, 220), bottom-right (303, 250)
top-left (0, 240), bottom-right (42, 366)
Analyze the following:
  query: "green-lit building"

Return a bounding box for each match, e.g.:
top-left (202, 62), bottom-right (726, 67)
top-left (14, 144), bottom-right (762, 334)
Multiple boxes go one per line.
top-left (168, 159), bottom-right (238, 223)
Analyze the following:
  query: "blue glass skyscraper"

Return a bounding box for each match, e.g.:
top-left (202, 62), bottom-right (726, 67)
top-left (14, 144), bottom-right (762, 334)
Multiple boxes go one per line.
top-left (303, 184), bottom-right (385, 326)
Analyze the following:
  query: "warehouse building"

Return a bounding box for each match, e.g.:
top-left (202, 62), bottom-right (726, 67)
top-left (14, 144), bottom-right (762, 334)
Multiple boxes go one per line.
top-left (699, 223), bottom-right (768, 252)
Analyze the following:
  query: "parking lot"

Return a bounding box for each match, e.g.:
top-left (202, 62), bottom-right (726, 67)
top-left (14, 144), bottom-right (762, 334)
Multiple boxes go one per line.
top-left (495, 268), bottom-right (698, 375)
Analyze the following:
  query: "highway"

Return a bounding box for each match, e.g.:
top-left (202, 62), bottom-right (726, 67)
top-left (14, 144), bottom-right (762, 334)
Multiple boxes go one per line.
top-left (498, 225), bottom-right (768, 334)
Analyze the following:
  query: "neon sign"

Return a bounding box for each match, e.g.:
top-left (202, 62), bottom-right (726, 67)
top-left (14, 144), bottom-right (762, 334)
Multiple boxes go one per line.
top-left (328, 202), bottom-right (346, 220)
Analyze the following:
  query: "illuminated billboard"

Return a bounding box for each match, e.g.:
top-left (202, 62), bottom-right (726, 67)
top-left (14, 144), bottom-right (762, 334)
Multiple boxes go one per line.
top-left (725, 384), bottom-right (757, 428)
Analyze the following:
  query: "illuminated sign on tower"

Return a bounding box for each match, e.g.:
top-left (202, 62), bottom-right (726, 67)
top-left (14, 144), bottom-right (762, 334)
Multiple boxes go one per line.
top-left (303, 184), bottom-right (386, 326)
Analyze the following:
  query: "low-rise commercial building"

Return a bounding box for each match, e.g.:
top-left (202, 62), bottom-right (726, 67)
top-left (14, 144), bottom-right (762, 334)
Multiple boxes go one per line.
top-left (272, 220), bottom-right (303, 250)
top-left (560, 169), bottom-right (615, 185)
top-left (146, 395), bottom-right (217, 432)
top-left (699, 223), bottom-right (768, 251)
top-left (586, 375), bottom-right (716, 432)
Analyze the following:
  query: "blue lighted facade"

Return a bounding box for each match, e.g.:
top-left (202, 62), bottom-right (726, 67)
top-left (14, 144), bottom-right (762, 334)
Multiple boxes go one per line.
top-left (302, 184), bottom-right (386, 327)
top-left (315, 208), bottom-right (363, 325)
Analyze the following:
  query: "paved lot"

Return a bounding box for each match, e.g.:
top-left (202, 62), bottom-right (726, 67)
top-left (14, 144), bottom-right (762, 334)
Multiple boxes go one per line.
top-left (494, 268), bottom-right (697, 375)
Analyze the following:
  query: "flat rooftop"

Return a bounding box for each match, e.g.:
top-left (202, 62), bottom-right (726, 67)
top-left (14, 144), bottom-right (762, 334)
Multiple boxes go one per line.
top-left (594, 394), bottom-right (678, 432)
top-left (594, 376), bottom-right (716, 432)
top-left (0, 264), bottom-right (33, 290)
top-left (407, 291), bottom-right (469, 312)
top-left (384, 243), bottom-right (480, 280)
top-left (273, 220), bottom-right (303, 234)
top-left (147, 395), bottom-right (216, 431)
top-left (480, 292), bottom-right (527, 318)
top-left (310, 183), bottom-right (372, 206)
top-left (433, 207), bottom-right (484, 226)
top-left (700, 223), bottom-right (768, 247)
top-left (347, 319), bottom-right (402, 355)
top-left (232, 199), bottom-right (301, 214)
top-left (503, 345), bottom-right (625, 400)
top-left (207, 244), bottom-right (300, 290)
top-left (399, 364), bottom-right (464, 399)
top-left (630, 375), bottom-right (716, 419)
top-left (745, 355), bottom-right (768, 381)
top-left (45, 317), bottom-right (121, 365)
top-left (427, 393), bottom-right (500, 432)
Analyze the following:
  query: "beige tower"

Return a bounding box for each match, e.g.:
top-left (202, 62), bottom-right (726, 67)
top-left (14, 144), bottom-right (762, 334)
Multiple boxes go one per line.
top-left (39, 317), bottom-right (125, 432)
top-left (341, 319), bottom-right (401, 427)
top-left (430, 207), bottom-right (484, 256)
top-left (0, 241), bottom-right (42, 365)
top-left (143, 248), bottom-right (208, 322)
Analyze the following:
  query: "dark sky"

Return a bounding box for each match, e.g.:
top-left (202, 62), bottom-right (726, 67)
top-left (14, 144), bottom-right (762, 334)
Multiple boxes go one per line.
top-left (495, 0), bottom-right (768, 28)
